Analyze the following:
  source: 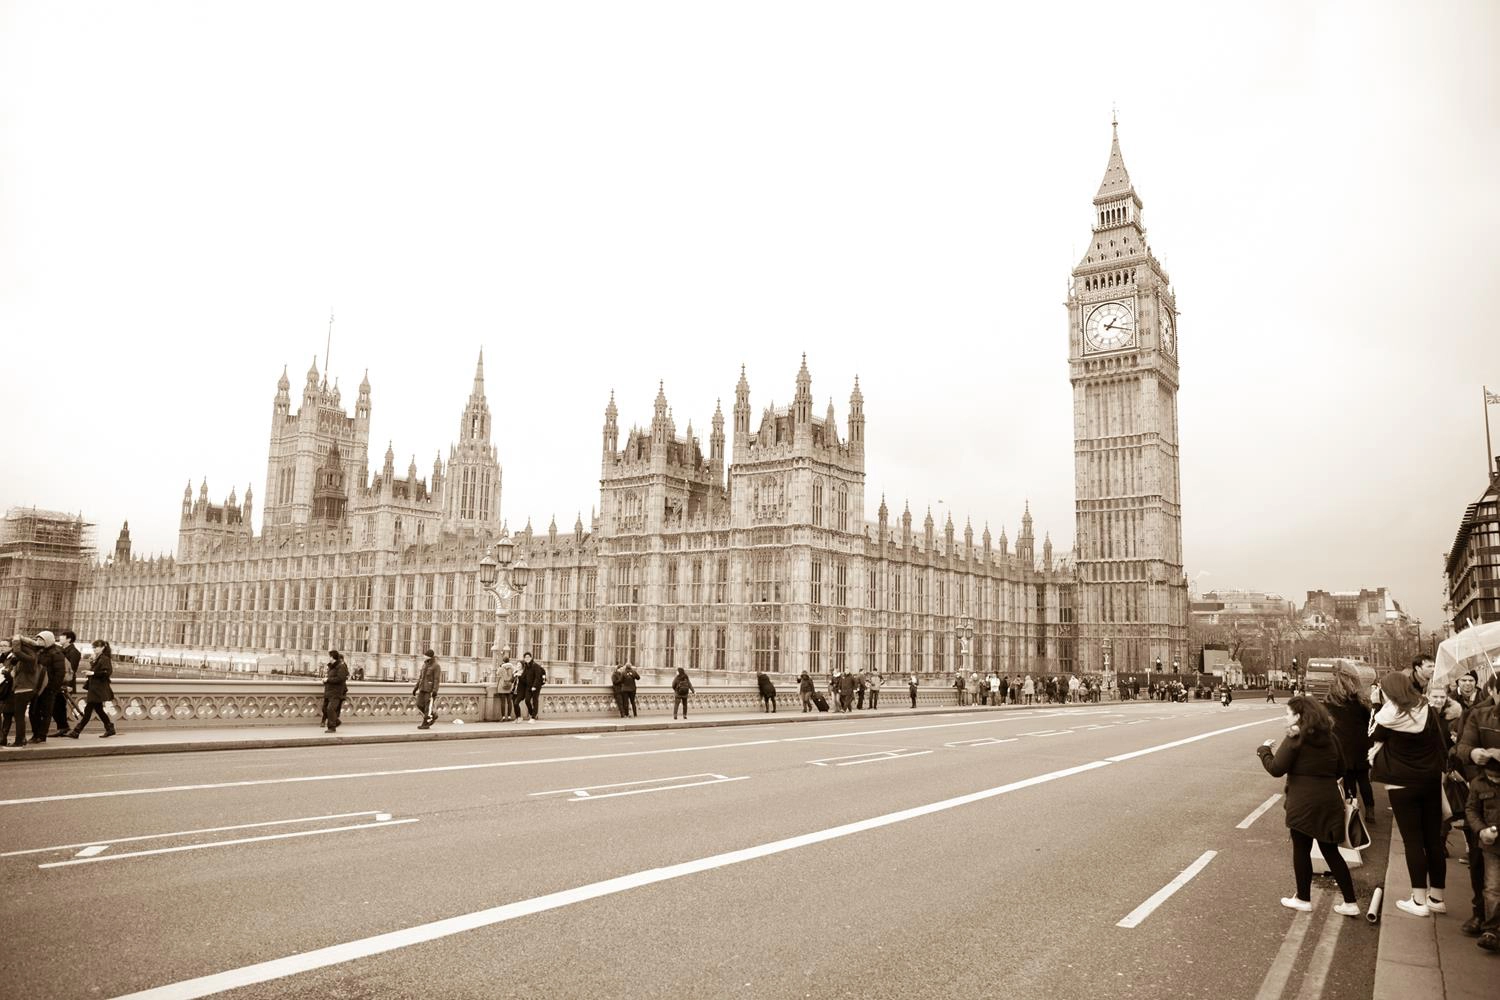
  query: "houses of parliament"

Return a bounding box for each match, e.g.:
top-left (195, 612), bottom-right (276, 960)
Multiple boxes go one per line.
top-left (74, 125), bottom-right (1188, 683)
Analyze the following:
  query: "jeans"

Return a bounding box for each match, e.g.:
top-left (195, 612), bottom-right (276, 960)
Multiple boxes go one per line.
top-left (4, 691), bottom-right (35, 743)
top-left (522, 688), bottom-right (540, 720)
top-left (497, 692), bottom-right (514, 720)
top-left (868, 690), bottom-right (879, 710)
top-left (1291, 829), bottom-right (1355, 902)
top-left (1388, 784), bottom-right (1446, 893)
top-left (75, 700), bottom-right (116, 735)
top-left (673, 694), bottom-right (688, 718)
top-left (801, 692), bottom-right (813, 712)
top-left (322, 695), bottom-right (344, 730)
top-left (1483, 851), bottom-right (1500, 927)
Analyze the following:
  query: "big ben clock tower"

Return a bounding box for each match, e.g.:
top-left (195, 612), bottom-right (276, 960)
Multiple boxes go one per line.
top-left (1068, 120), bottom-right (1188, 677)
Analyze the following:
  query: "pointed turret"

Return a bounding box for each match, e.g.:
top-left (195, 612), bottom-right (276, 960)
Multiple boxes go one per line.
top-left (356, 369), bottom-right (371, 421)
top-left (944, 512), bottom-right (956, 550)
top-left (877, 494), bottom-right (890, 541)
top-left (901, 501), bottom-right (913, 545)
top-left (733, 364), bottom-right (752, 454)
top-left (114, 521), bottom-right (132, 562)
top-left (1043, 532), bottom-right (1054, 571)
top-left (603, 390), bottom-right (619, 457)
top-left (1093, 116), bottom-right (1145, 232)
top-left (793, 353), bottom-right (813, 428)
top-left (574, 511), bottom-right (584, 543)
top-left (242, 484), bottom-right (253, 525)
top-left (472, 348), bottom-right (485, 396)
top-left (709, 398), bottom-right (725, 475)
top-left (548, 515), bottom-right (557, 543)
top-left (848, 376), bottom-right (865, 455)
top-left (383, 441), bottom-right (396, 479)
top-left (998, 524), bottom-right (1009, 557)
top-left (277, 366), bottom-right (290, 393)
top-left (408, 455), bottom-right (419, 482)
top-left (824, 399), bottom-right (838, 447)
top-left (652, 381), bottom-right (670, 444)
top-left (923, 507), bottom-right (935, 548)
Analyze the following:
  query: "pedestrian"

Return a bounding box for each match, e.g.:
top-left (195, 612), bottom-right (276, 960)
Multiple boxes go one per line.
top-left (517, 652), bottom-right (545, 722)
top-left (413, 649), bottom-right (441, 729)
top-left (620, 661), bottom-right (639, 718)
top-left (496, 654), bottom-right (516, 722)
top-left (1457, 673), bottom-right (1500, 945)
top-left (757, 669), bottom-right (777, 712)
top-left (59, 629), bottom-right (81, 695)
top-left (1257, 696), bottom-right (1361, 916)
top-left (1267, 678), bottom-right (1278, 703)
top-left (1068, 674), bottom-right (1081, 703)
top-left (908, 673), bottom-right (918, 708)
top-left (867, 668), bottom-right (882, 710)
top-left (321, 649), bottom-right (349, 733)
top-left (29, 630), bottom-right (68, 742)
top-left (856, 670), bottom-right (867, 710)
top-left (828, 669), bottom-right (842, 713)
top-left (999, 674), bottom-right (1010, 705)
top-left (1022, 675), bottom-right (1035, 705)
top-left (68, 639), bottom-right (118, 738)
top-left (1324, 660), bottom-right (1375, 819)
top-left (672, 666), bottom-right (694, 719)
top-left (798, 670), bottom-right (815, 712)
top-left (953, 672), bottom-right (966, 707)
top-left (837, 669), bottom-right (856, 713)
top-left (611, 662), bottom-right (627, 718)
top-left (2, 636), bottom-right (44, 747)
top-left (988, 672), bottom-right (1000, 707)
top-left (1369, 671), bottom-right (1449, 917)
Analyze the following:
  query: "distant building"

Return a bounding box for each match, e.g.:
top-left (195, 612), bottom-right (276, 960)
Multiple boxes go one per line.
top-left (1446, 459), bottom-right (1500, 627)
top-left (1300, 588), bottom-right (1409, 630)
top-left (0, 507), bottom-right (95, 638)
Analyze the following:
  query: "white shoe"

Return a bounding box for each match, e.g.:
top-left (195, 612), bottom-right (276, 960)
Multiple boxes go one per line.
top-left (1280, 897), bottom-right (1313, 912)
top-left (1425, 897), bottom-right (1447, 913)
top-left (1333, 902), bottom-right (1360, 917)
top-left (1396, 898), bottom-right (1430, 918)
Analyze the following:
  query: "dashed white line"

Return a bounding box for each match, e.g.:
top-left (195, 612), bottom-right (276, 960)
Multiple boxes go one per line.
top-left (0, 811), bottom-right (386, 857)
top-left (40, 817), bottom-right (418, 869)
top-left (1116, 851), bottom-right (1217, 928)
top-left (1236, 794), bottom-right (1283, 830)
top-left (529, 773), bottom-right (747, 800)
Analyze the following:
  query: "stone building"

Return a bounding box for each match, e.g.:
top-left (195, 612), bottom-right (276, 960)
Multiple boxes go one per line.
top-left (1445, 458), bottom-right (1500, 628)
top-left (75, 124), bottom-right (1187, 683)
top-left (0, 507), bottom-right (95, 639)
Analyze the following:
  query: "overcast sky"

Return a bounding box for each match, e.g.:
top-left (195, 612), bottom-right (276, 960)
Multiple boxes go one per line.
top-left (3, 1), bottom-right (1498, 632)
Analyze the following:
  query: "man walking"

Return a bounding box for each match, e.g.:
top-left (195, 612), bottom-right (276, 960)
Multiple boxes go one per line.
top-left (908, 673), bottom-right (918, 708)
top-left (671, 666), bottom-right (694, 719)
top-left (322, 650), bottom-right (349, 733)
top-left (757, 668), bottom-right (777, 712)
top-left (413, 650), bottom-right (441, 729)
top-left (59, 629), bottom-right (81, 695)
top-left (620, 662), bottom-right (640, 717)
top-left (867, 668), bottom-right (882, 710)
top-left (29, 631), bottom-right (68, 742)
top-left (2, 635), bottom-right (44, 747)
top-left (611, 663), bottom-right (627, 718)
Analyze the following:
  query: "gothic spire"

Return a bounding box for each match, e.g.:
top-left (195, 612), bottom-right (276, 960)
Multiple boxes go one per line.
top-left (1094, 117), bottom-right (1136, 203)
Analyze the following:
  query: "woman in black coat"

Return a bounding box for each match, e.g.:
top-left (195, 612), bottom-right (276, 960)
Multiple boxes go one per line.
top-left (1257, 696), bottom-right (1359, 915)
top-left (1323, 662), bottom-right (1374, 816)
top-left (69, 639), bottom-right (117, 738)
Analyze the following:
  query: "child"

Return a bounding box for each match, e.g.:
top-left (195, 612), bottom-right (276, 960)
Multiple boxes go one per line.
top-left (1463, 719), bottom-right (1500, 952)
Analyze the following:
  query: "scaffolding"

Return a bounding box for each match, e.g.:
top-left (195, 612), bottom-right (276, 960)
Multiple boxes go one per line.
top-left (0, 507), bottom-right (96, 638)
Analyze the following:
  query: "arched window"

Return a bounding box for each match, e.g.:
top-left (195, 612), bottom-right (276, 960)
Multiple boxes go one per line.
top-left (812, 477), bottom-right (824, 526)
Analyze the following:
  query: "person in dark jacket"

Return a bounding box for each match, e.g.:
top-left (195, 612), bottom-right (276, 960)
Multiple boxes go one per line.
top-left (798, 671), bottom-right (815, 712)
top-left (610, 663), bottom-right (627, 718)
top-left (322, 650), bottom-right (350, 733)
top-left (29, 631), bottom-right (69, 742)
top-left (671, 667), bottom-right (694, 719)
top-left (1257, 696), bottom-right (1360, 915)
top-left (1324, 661), bottom-right (1375, 816)
top-left (517, 652), bottom-right (545, 722)
top-left (1369, 671), bottom-right (1449, 917)
top-left (836, 670), bottom-right (856, 713)
top-left (757, 670), bottom-right (777, 712)
top-left (909, 673), bottom-right (919, 708)
top-left (1457, 675), bottom-right (1500, 942)
top-left (59, 629), bottom-right (81, 694)
top-left (68, 639), bottom-right (118, 738)
top-left (2, 637), bottom-right (44, 747)
top-left (620, 662), bottom-right (639, 718)
top-left (413, 651), bottom-right (441, 729)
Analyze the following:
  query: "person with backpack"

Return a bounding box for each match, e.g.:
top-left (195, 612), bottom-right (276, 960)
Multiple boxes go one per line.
top-left (672, 667), bottom-right (694, 719)
top-left (496, 654), bottom-right (517, 722)
top-left (413, 650), bottom-right (441, 729)
top-left (756, 669), bottom-right (777, 713)
top-left (1369, 671), bottom-right (1450, 917)
top-left (620, 662), bottom-right (640, 717)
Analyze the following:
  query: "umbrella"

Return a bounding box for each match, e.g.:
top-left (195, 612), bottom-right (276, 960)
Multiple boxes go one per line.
top-left (1432, 620), bottom-right (1500, 692)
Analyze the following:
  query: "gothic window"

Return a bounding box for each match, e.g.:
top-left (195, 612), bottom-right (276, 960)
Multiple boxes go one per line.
top-left (752, 625), bottom-right (781, 673)
top-left (714, 557), bottom-right (728, 603)
top-left (666, 559), bottom-right (679, 603)
top-left (810, 558), bottom-right (823, 606)
top-left (689, 626), bottom-right (702, 670)
top-left (834, 560), bottom-right (848, 607)
top-left (836, 484), bottom-right (848, 531)
top-left (690, 557), bottom-right (704, 603)
top-left (812, 478), bottom-right (823, 526)
top-left (753, 551), bottom-right (782, 603)
top-left (808, 628), bottom-right (821, 673)
top-left (714, 626), bottom-right (727, 670)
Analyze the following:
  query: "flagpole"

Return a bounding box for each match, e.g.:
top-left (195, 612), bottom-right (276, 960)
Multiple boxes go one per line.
top-left (1488, 385), bottom-right (1495, 479)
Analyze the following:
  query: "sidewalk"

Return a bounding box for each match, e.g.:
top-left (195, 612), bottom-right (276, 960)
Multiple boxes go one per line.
top-left (1372, 807), bottom-right (1494, 1000)
top-left (0, 698), bottom-right (1126, 761)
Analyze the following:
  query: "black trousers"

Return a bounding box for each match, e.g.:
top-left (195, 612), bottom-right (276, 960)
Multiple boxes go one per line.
top-left (624, 691), bottom-right (637, 717)
top-left (1290, 829), bottom-right (1355, 903)
top-left (1388, 784), bottom-right (1446, 893)
top-left (761, 695), bottom-right (776, 712)
top-left (613, 689), bottom-right (627, 717)
top-left (1341, 767), bottom-right (1375, 810)
top-left (75, 700), bottom-right (116, 734)
top-left (322, 695), bottom-right (344, 730)
top-left (4, 692), bottom-right (35, 743)
top-left (673, 694), bottom-right (688, 718)
top-left (522, 688), bottom-right (540, 719)
top-left (856, 690), bottom-right (865, 709)
top-left (868, 690), bottom-right (879, 709)
top-left (30, 689), bottom-right (63, 738)
top-left (909, 689), bottom-right (917, 708)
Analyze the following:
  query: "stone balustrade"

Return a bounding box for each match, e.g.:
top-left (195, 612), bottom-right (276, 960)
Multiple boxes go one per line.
top-left (83, 679), bottom-right (1001, 728)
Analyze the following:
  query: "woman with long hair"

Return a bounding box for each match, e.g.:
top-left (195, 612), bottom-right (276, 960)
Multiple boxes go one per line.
top-left (1369, 671), bottom-right (1449, 917)
top-left (1324, 662), bottom-right (1374, 817)
top-left (69, 639), bottom-right (117, 738)
top-left (1257, 695), bottom-right (1360, 915)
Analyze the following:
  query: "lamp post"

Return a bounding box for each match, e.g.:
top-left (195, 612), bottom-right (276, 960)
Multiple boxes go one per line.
top-left (478, 532), bottom-right (532, 684)
top-left (956, 615), bottom-right (974, 679)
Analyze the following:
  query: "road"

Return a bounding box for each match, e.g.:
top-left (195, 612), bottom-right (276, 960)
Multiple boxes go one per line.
top-left (0, 700), bottom-right (1389, 999)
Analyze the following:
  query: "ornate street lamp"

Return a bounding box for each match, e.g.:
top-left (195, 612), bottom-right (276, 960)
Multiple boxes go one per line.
top-left (956, 616), bottom-right (975, 676)
top-left (478, 531), bottom-right (532, 678)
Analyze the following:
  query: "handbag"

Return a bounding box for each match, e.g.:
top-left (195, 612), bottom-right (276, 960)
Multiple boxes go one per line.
top-left (1339, 780), bottom-right (1371, 851)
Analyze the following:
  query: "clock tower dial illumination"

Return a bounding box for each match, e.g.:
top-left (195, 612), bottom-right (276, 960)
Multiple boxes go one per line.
top-left (1084, 301), bottom-right (1134, 352)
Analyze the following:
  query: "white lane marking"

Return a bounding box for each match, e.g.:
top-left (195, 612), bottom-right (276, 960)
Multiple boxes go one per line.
top-left (1116, 851), bottom-right (1218, 928)
top-left (75, 845), bottom-right (108, 858)
top-left (1293, 903), bottom-right (1346, 1000)
top-left (529, 773), bottom-right (747, 801)
top-left (1251, 895), bottom-right (1317, 1000)
top-left (814, 750), bottom-right (933, 767)
top-left (943, 737), bottom-right (1018, 748)
top-left (107, 758), bottom-right (1113, 1000)
top-left (0, 811), bottom-right (385, 857)
top-left (573, 735), bottom-right (602, 740)
top-left (40, 818), bottom-right (419, 869)
top-left (1105, 717), bottom-right (1281, 762)
top-left (10, 709), bottom-right (1282, 809)
top-left (1017, 730), bottom-right (1062, 737)
top-left (1236, 794), bottom-right (1283, 830)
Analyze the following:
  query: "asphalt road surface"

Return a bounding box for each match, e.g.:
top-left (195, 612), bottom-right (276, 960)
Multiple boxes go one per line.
top-left (0, 700), bottom-right (1391, 1000)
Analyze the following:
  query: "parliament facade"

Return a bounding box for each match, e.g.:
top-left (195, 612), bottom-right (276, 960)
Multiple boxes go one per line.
top-left (74, 126), bottom-right (1187, 683)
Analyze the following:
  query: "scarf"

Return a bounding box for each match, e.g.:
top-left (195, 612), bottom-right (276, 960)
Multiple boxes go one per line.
top-left (1372, 699), bottom-right (1429, 734)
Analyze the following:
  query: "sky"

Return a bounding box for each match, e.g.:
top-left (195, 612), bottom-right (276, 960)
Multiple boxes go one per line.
top-left (3, 1), bottom-right (1498, 632)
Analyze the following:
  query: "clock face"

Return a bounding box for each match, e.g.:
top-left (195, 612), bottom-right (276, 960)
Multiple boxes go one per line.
top-left (1160, 310), bottom-right (1175, 355)
top-left (1084, 301), bottom-right (1134, 352)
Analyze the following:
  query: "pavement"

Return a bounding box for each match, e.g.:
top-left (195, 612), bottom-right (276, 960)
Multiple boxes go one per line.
top-left (1372, 797), bottom-right (1495, 1000)
top-left (0, 697), bottom-right (1142, 760)
top-left (0, 700), bottom-right (1489, 999)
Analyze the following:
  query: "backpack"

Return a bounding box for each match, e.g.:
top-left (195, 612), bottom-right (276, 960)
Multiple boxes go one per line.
top-left (673, 674), bottom-right (691, 695)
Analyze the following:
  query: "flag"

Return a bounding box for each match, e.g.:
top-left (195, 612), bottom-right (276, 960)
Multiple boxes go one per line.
top-left (1487, 388), bottom-right (1500, 405)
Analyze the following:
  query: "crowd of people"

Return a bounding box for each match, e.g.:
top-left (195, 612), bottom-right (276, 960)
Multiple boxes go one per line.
top-left (1, 629), bottom-right (118, 746)
top-left (1256, 654), bottom-right (1499, 954)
